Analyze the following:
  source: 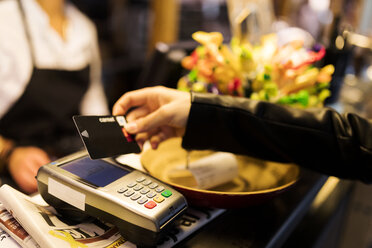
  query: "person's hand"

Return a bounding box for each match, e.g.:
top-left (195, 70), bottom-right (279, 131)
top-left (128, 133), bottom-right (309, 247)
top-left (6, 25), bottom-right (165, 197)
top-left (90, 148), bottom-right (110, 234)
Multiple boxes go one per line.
top-left (113, 86), bottom-right (191, 149)
top-left (7, 146), bottom-right (51, 194)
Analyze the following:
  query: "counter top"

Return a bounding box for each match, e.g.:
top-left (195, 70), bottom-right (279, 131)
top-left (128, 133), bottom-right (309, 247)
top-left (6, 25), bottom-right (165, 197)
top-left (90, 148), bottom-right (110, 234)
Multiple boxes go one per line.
top-left (0, 154), bottom-right (353, 248)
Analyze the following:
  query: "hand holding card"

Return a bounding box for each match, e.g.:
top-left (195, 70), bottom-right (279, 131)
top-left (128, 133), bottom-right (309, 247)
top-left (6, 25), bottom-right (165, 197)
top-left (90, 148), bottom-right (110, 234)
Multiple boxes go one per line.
top-left (73, 115), bottom-right (141, 159)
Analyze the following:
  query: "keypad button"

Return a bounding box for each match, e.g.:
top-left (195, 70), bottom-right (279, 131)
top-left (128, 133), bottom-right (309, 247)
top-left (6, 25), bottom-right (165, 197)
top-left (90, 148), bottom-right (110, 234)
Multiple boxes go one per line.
top-left (140, 188), bottom-right (150, 195)
top-left (161, 190), bottom-right (172, 198)
top-left (133, 185), bottom-right (143, 191)
top-left (153, 195), bottom-right (165, 203)
top-left (117, 188), bottom-right (127, 194)
top-left (146, 192), bottom-right (156, 198)
top-left (131, 194), bottom-right (141, 201)
top-left (155, 186), bottom-right (165, 193)
top-left (127, 182), bottom-right (137, 188)
top-left (137, 197), bottom-right (148, 205)
top-left (148, 183), bottom-right (158, 189)
top-left (124, 190), bottom-right (134, 197)
top-left (144, 201), bottom-right (157, 209)
top-left (136, 176), bottom-right (146, 183)
top-left (142, 180), bottom-right (152, 186)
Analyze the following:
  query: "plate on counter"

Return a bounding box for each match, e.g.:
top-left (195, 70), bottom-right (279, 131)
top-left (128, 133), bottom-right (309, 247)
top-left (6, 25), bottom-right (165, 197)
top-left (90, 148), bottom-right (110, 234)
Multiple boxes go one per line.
top-left (140, 138), bottom-right (300, 208)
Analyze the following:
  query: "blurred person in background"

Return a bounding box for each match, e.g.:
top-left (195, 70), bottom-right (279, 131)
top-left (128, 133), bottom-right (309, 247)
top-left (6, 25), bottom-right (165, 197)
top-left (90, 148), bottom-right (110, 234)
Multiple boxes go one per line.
top-left (0, 0), bottom-right (108, 193)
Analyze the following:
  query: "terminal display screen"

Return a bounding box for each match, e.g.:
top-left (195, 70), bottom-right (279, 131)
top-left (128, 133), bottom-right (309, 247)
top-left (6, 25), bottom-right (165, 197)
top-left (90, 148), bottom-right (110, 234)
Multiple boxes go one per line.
top-left (60, 157), bottom-right (130, 187)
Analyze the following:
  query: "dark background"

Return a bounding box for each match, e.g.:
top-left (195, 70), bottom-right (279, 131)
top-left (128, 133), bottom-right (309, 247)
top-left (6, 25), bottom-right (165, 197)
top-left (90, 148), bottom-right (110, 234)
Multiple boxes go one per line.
top-left (70, 0), bottom-right (231, 109)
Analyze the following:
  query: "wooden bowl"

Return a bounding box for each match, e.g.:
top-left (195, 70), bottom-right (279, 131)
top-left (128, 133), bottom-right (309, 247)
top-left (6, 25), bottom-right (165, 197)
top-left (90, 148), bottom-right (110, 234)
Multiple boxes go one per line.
top-left (140, 138), bottom-right (300, 208)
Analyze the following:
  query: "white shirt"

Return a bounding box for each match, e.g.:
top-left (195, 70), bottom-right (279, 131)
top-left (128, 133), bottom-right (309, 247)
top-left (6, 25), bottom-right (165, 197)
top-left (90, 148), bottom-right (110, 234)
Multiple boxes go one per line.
top-left (0, 0), bottom-right (109, 118)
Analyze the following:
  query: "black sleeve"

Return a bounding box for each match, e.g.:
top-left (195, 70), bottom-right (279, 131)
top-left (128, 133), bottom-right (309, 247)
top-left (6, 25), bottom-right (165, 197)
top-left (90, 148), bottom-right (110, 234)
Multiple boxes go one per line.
top-left (181, 92), bottom-right (372, 183)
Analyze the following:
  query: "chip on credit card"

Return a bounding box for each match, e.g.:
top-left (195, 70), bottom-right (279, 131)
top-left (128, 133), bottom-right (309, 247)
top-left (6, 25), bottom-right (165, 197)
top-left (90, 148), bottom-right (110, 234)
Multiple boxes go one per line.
top-left (73, 115), bottom-right (141, 159)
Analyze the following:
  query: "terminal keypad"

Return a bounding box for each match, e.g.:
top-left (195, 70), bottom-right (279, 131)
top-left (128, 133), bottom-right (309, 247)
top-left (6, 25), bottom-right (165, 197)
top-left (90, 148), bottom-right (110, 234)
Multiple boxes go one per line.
top-left (117, 175), bottom-right (172, 209)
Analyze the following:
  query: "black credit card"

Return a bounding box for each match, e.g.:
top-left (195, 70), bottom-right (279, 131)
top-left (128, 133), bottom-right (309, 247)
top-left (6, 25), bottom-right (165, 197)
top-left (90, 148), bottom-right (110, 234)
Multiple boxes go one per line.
top-left (73, 115), bottom-right (141, 159)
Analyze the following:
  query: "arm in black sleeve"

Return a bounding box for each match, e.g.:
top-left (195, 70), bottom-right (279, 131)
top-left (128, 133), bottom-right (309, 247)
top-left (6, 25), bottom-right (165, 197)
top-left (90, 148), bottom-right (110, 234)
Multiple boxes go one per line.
top-left (181, 92), bottom-right (372, 183)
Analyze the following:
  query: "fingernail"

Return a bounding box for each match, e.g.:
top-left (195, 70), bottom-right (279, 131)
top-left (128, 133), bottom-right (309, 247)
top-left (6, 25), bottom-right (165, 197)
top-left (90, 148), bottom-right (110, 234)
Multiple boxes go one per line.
top-left (112, 105), bottom-right (119, 115)
top-left (126, 122), bottom-right (138, 133)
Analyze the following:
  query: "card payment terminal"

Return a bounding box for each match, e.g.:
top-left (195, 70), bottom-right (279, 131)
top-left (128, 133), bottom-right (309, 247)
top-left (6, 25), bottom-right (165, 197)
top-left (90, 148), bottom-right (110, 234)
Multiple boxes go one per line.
top-left (36, 151), bottom-right (188, 247)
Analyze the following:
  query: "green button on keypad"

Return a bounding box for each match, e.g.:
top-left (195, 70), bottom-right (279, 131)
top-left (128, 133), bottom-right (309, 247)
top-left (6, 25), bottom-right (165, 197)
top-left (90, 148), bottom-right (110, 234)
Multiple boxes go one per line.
top-left (161, 190), bottom-right (172, 198)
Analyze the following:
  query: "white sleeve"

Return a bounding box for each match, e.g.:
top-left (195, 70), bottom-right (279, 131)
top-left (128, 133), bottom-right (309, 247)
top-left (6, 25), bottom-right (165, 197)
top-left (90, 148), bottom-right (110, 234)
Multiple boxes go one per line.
top-left (79, 22), bottom-right (110, 115)
top-left (0, 1), bottom-right (32, 119)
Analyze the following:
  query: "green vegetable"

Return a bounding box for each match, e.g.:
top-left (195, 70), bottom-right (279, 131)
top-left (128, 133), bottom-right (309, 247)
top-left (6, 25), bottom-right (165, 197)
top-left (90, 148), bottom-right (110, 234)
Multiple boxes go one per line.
top-left (188, 69), bottom-right (198, 83)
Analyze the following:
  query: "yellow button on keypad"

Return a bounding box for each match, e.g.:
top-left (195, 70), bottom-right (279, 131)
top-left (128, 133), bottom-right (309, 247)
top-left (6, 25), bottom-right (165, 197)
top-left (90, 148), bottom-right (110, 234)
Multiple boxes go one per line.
top-left (153, 195), bottom-right (165, 203)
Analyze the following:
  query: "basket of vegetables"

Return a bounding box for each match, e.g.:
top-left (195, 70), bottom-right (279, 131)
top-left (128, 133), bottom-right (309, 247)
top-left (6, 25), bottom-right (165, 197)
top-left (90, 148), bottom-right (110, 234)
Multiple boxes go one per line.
top-left (177, 31), bottom-right (334, 108)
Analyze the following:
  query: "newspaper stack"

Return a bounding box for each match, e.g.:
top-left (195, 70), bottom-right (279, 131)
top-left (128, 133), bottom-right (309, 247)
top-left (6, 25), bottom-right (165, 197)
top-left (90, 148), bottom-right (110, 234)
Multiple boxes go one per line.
top-left (0, 184), bottom-right (224, 248)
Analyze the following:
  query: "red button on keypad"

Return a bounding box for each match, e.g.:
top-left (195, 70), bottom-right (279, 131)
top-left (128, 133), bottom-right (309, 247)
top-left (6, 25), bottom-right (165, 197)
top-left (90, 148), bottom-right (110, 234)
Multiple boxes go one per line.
top-left (144, 201), bottom-right (157, 209)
